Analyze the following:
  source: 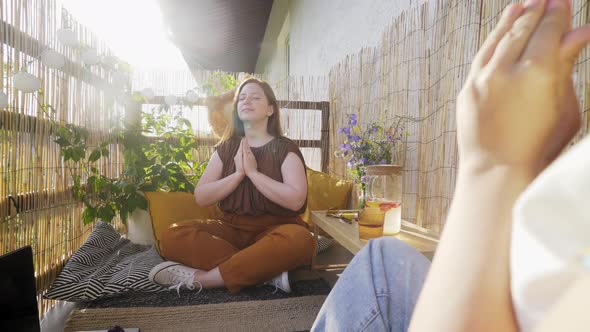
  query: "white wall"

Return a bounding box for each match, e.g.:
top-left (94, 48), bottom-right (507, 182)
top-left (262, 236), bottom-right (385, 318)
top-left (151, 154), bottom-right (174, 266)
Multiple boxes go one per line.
top-left (256, 0), bottom-right (422, 80)
top-left (256, 0), bottom-right (291, 84)
top-left (255, 0), bottom-right (424, 171)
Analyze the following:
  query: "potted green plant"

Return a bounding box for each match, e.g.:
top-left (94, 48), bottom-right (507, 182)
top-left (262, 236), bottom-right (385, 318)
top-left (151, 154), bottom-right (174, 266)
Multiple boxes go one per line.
top-left (54, 95), bottom-right (206, 228)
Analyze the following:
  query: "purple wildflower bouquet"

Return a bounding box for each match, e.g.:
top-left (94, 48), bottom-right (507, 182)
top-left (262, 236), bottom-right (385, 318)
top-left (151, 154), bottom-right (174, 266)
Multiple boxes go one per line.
top-left (336, 113), bottom-right (406, 184)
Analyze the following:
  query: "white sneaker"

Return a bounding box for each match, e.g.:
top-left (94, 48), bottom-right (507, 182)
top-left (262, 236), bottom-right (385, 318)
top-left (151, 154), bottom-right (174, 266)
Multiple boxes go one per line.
top-left (265, 271), bottom-right (291, 293)
top-left (149, 261), bottom-right (202, 294)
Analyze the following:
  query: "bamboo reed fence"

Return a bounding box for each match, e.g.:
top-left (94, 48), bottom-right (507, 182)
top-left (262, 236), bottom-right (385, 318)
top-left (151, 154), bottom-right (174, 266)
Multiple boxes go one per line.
top-left (1, 0), bottom-right (123, 315)
top-left (329, 0), bottom-right (590, 233)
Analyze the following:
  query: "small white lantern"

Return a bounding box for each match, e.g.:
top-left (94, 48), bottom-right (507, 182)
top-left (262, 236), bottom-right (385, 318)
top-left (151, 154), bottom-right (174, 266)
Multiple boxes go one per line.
top-left (0, 91), bottom-right (8, 108)
top-left (13, 72), bottom-right (41, 93)
top-left (57, 28), bottom-right (78, 47)
top-left (101, 55), bottom-right (118, 68)
top-left (41, 50), bottom-right (65, 69)
top-left (185, 90), bottom-right (199, 103)
top-left (81, 49), bottom-right (100, 65)
top-left (165, 95), bottom-right (178, 106)
top-left (140, 88), bottom-right (155, 101)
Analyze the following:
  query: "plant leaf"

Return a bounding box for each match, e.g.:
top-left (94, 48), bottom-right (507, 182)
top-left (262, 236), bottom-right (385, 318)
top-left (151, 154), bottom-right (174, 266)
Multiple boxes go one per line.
top-left (89, 149), bottom-right (101, 162)
top-left (82, 208), bottom-right (97, 225)
top-left (97, 205), bottom-right (115, 222)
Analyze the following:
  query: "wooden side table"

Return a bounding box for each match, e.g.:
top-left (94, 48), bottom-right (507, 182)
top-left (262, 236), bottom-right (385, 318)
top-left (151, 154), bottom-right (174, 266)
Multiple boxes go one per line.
top-left (310, 210), bottom-right (439, 270)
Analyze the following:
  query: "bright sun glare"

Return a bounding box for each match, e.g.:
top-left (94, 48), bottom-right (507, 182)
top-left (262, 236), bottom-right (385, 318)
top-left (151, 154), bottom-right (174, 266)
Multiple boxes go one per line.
top-left (60, 0), bottom-right (209, 135)
top-left (61, 0), bottom-right (187, 71)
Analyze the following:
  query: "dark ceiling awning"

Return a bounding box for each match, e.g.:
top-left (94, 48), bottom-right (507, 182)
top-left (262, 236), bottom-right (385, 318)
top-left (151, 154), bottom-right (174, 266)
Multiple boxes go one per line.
top-left (158, 0), bottom-right (273, 73)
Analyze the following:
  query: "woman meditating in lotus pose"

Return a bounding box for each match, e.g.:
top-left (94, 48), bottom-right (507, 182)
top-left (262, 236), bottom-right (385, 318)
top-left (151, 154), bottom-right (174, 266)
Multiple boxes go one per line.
top-left (149, 77), bottom-right (315, 294)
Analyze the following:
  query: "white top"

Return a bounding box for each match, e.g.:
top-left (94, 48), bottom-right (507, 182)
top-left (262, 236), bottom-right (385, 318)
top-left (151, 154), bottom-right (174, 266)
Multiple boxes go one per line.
top-left (511, 136), bottom-right (590, 331)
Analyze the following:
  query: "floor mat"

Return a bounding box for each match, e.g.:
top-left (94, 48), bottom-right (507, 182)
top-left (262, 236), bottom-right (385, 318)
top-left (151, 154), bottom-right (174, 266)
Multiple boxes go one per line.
top-left (66, 295), bottom-right (327, 332)
top-left (83, 278), bottom-right (331, 308)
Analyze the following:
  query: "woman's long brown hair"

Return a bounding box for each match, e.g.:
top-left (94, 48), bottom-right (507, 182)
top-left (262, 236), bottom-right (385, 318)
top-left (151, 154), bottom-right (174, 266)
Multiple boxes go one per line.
top-left (221, 77), bottom-right (283, 141)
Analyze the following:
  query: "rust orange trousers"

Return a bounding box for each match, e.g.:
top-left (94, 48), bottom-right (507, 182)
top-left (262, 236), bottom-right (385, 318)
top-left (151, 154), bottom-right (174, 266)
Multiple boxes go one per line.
top-left (159, 213), bottom-right (316, 293)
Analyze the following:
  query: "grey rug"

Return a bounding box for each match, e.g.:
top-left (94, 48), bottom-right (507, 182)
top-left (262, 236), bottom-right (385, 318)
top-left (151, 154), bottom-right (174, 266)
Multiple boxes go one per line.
top-left (83, 279), bottom-right (331, 308)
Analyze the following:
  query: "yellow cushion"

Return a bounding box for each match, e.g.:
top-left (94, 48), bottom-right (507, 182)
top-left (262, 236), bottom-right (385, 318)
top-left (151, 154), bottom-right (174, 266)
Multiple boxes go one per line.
top-left (300, 168), bottom-right (353, 228)
top-left (144, 191), bottom-right (222, 252)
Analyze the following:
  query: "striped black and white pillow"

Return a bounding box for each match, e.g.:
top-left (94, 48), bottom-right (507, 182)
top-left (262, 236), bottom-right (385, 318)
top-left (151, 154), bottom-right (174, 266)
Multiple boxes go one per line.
top-left (44, 221), bottom-right (164, 301)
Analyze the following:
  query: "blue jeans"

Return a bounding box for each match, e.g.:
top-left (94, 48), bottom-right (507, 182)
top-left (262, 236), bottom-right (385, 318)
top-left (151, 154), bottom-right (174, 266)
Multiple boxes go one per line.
top-left (312, 237), bottom-right (431, 332)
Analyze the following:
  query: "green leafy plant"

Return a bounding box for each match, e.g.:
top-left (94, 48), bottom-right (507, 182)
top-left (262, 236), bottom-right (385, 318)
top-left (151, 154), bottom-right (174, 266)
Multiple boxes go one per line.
top-left (125, 104), bottom-right (205, 193)
top-left (53, 123), bottom-right (131, 224)
top-left (54, 101), bottom-right (207, 225)
top-left (202, 72), bottom-right (239, 96)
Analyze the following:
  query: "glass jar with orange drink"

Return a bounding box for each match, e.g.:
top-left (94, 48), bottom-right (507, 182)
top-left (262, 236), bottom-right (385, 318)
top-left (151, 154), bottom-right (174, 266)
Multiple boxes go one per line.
top-left (358, 165), bottom-right (403, 241)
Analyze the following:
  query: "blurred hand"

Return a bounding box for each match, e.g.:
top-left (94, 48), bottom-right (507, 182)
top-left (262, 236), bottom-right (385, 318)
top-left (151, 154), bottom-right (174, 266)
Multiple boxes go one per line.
top-left (457, 0), bottom-right (590, 172)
